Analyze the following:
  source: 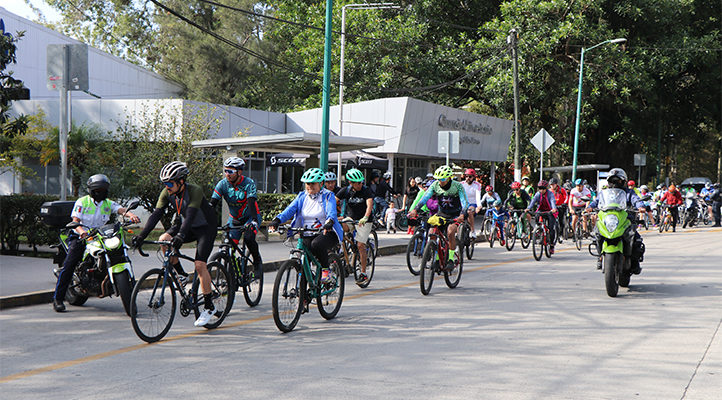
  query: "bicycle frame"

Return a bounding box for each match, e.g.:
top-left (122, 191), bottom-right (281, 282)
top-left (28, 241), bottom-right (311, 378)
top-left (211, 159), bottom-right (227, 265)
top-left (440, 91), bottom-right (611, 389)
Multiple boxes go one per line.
top-left (290, 234), bottom-right (338, 299)
top-left (217, 226), bottom-right (252, 283)
top-left (144, 245), bottom-right (200, 310)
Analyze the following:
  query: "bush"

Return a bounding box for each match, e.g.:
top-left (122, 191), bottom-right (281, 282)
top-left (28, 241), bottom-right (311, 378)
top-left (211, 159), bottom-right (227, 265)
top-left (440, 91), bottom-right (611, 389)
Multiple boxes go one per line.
top-left (0, 194), bottom-right (60, 254)
top-left (257, 193), bottom-right (296, 222)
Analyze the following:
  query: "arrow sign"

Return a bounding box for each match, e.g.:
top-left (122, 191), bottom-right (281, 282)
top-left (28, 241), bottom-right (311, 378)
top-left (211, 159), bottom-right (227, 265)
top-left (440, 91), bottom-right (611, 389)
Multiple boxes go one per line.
top-left (530, 128), bottom-right (554, 153)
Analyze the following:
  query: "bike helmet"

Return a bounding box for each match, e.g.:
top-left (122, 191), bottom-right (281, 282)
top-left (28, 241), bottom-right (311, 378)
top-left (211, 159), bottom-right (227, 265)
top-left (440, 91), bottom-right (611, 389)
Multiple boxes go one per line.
top-left (485, 185), bottom-right (493, 192)
top-left (324, 171), bottom-right (337, 181)
top-left (627, 180), bottom-right (635, 187)
top-left (223, 157), bottom-right (245, 170)
top-left (300, 168), bottom-right (325, 183)
top-left (669, 184), bottom-right (676, 191)
top-left (656, 184), bottom-right (663, 190)
top-left (705, 182), bottom-right (711, 189)
top-left (521, 176), bottom-right (530, 182)
top-left (464, 168), bottom-right (476, 177)
top-left (345, 168), bottom-right (364, 183)
top-left (640, 185), bottom-right (648, 191)
top-left (493, 199), bottom-right (502, 207)
top-left (606, 168), bottom-right (627, 189)
top-left (414, 176), bottom-right (423, 184)
top-left (370, 170), bottom-right (380, 179)
top-left (382, 171), bottom-right (392, 179)
top-left (433, 165), bottom-right (454, 180)
top-left (549, 177), bottom-right (559, 185)
top-left (575, 178), bottom-right (583, 185)
top-left (511, 181), bottom-right (521, 190)
top-left (537, 180), bottom-right (549, 189)
top-left (159, 161), bottom-right (189, 182)
top-left (426, 172), bottom-right (434, 179)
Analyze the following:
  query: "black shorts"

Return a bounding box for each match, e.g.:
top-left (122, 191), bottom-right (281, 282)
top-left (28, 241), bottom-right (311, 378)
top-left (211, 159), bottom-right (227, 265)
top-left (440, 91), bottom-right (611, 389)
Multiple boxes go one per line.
top-left (166, 224), bottom-right (217, 263)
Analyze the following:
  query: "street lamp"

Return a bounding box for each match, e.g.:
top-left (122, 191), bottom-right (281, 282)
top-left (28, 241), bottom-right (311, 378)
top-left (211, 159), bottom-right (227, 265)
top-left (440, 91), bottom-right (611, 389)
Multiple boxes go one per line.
top-left (336, 2), bottom-right (400, 183)
top-left (571, 38), bottom-right (626, 182)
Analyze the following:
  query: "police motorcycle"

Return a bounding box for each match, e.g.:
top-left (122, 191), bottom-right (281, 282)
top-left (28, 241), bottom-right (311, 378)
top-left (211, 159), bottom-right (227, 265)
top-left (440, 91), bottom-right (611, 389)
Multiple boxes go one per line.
top-left (43, 200), bottom-right (141, 315)
top-left (595, 188), bottom-right (639, 297)
top-left (681, 191), bottom-right (698, 228)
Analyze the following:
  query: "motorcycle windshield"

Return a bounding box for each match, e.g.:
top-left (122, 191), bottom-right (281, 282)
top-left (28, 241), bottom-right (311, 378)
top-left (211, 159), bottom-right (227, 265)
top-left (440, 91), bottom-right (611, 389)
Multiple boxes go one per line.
top-left (597, 188), bottom-right (628, 211)
top-left (98, 223), bottom-right (117, 237)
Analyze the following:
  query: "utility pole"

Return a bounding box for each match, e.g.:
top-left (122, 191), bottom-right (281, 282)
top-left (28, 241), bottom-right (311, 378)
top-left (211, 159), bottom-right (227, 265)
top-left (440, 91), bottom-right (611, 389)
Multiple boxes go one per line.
top-left (508, 29), bottom-right (521, 182)
top-left (59, 45), bottom-right (70, 201)
top-left (319, 0), bottom-right (334, 172)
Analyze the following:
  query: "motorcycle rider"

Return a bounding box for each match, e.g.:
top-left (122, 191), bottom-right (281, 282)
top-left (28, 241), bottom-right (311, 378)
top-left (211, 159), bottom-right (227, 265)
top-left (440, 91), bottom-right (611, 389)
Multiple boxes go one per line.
top-left (711, 183), bottom-right (721, 227)
top-left (132, 161), bottom-right (219, 327)
top-left (53, 174), bottom-right (140, 312)
top-left (210, 157), bottom-right (263, 279)
top-left (699, 182), bottom-right (714, 222)
top-left (586, 168), bottom-right (646, 272)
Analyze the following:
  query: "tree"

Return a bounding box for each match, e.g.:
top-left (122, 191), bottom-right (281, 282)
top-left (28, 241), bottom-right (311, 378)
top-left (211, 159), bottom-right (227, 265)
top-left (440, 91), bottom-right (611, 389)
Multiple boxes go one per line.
top-left (1, 27), bottom-right (31, 176)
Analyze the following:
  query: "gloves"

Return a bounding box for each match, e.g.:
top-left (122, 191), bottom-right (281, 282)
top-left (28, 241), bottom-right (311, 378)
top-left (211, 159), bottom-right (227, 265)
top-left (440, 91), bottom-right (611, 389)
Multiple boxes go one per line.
top-left (171, 233), bottom-right (185, 250)
top-left (131, 235), bottom-right (144, 249)
top-left (268, 218), bottom-right (281, 231)
top-left (359, 216), bottom-right (368, 226)
top-left (323, 219), bottom-right (335, 231)
top-left (245, 219), bottom-right (259, 233)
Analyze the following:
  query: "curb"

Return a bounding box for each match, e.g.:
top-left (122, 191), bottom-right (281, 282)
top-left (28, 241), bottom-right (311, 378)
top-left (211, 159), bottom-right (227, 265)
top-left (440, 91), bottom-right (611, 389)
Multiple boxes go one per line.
top-left (0, 244), bottom-right (408, 311)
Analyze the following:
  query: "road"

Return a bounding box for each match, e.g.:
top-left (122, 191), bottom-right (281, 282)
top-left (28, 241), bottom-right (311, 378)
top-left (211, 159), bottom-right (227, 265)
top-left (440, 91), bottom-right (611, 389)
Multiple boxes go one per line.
top-left (1, 226), bottom-right (720, 399)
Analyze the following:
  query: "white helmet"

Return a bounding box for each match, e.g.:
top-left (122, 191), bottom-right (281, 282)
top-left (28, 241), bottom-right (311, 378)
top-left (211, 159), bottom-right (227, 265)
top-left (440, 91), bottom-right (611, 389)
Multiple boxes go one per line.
top-left (383, 172), bottom-right (392, 179)
top-left (224, 157), bottom-right (245, 169)
top-left (324, 171), bottom-right (337, 181)
top-left (640, 185), bottom-right (648, 191)
top-left (159, 161), bottom-right (188, 182)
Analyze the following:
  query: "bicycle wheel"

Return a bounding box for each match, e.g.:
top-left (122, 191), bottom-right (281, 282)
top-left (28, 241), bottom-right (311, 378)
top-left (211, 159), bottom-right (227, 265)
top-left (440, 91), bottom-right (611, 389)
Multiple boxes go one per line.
top-left (505, 221), bottom-right (516, 251)
top-left (419, 241), bottom-right (436, 295)
top-left (544, 234), bottom-right (551, 258)
top-left (130, 268), bottom-right (176, 343)
top-left (317, 253), bottom-right (345, 319)
top-left (241, 247), bottom-right (263, 307)
top-left (520, 221), bottom-right (531, 249)
top-left (464, 224), bottom-right (475, 259)
top-left (482, 218), bottom-right (493, 241)
top-left (353, 240), bottom-right (376, 288)
top-left (405, 232), bottom-right (424, 276)
top-left (659, 217), bottom-right (665, 232)
top-left (370, 229), bottom-right (379, 258)
top-left (574, 223), bottom-right (583, 251)
top-left (209, 251), bottom-right (236, 291)
top-left (272, 259), bottom-right (305, 333)
top-left (444, 241), bottom-right (463, 289)
top-left (191, 261), bottom-right (234, 330)
top-left (396, 213), bottom-right (408, 230)
top-left (532, 228), bottom-right (543, 261)
top-left (489, 224), bottom-right (496, 248)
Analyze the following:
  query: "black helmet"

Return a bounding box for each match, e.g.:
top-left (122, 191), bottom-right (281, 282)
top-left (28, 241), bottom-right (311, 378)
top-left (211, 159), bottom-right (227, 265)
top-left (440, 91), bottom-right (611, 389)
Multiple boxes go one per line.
top-left (549, 177), bottom-right (559, 185)
top-left (607, 168), bottom-right (627, 189)
top-left (370, 170), bottom-right (380, 179)
top-left (87, 174), bottom-right (110, 201)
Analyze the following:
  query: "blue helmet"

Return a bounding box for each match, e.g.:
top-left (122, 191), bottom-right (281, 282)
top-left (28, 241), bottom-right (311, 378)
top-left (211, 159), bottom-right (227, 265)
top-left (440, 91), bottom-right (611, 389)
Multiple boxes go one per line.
top-left (574, 178), bottom-right (583, 185)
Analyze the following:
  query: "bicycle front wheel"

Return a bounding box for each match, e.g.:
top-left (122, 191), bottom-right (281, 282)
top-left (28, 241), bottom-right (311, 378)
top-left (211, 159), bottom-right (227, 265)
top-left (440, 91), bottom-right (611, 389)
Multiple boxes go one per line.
top-left (191, 261), bottom-right (234, 330)
top-left (130, 268), bottom-right (176, 343)
top-left (353, 240), bottom-right (376, 288)
top-left (317, 253), bottom-right (345, 319)
top-left (489, 225), bottom-right (496, 248)
top-left (420, 241), bottom-right (436, 295)
top-left (272, 259), bottom-right (305, 333)
top-left (520, 221), bottom-right (531, 249)
top-left (505, 221), bottom-right (516, 251)
top-left (574, 223), bottom-right (583, 251)
top-left (532, 228), bottom-right (543, 261)
top-left (242, 247), bottom-right (263, 307)
top-left (444, 241), bottom-right (463, 289)
top-left (406, 232), bottom-right (424, 276)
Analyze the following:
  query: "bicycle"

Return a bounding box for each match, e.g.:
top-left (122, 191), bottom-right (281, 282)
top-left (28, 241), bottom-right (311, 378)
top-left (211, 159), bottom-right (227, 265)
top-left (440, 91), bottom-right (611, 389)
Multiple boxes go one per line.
top-left (658, 205), bottom-right (673, 232)
top-left (405, 212), bottom-right (429, 276)
top-left (505, 209), bottom-right (531, 251)
top-left (419, 215), bottom-right (463, 295)
top-left (271, 226), bottom-right (345, 333)
top-left (573, 210), bottom-right (594, 251)
top-left (637, 209), bottom-right (653, 230)
top-left (208, 222), bottom-right (263, 307)
top-left (488, 216), bottom-right (506, 248)
top-left (458, 217), bottom-right (475, 259)
top-left (130, 240), bottom-right (233, 343)
top-left (338, 218), bottom-right (376, 288)
top-left (531, 211), bottom-right (554, 261)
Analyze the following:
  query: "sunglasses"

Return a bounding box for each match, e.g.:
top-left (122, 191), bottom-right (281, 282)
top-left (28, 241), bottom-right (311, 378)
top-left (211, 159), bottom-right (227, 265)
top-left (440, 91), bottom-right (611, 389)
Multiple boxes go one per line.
top-left (163, 181), bottom-right (174, 188)
top-left (224, 169), bottom-right (237, 175)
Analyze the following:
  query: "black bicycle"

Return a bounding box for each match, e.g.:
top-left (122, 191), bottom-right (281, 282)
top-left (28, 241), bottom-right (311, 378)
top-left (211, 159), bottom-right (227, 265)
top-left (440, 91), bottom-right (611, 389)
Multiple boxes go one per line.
top-left (130, 240), bottom-right (233, 343)
top-left (405, 212), bottom-right (429, 276)
top-left (209, 222), bottom-right (263, 307)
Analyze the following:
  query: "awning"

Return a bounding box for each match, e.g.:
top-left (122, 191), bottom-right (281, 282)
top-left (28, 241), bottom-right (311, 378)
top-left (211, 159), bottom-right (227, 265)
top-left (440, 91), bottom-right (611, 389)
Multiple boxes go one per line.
top-left (192, 132), bottom-right (384, 154)
top-left (340, 150), bottom-right (388, 170)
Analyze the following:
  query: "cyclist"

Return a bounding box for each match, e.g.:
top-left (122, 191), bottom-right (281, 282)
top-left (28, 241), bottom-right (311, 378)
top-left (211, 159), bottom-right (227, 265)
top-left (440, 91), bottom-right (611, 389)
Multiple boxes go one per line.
top-left (699, 182), bottom-right (714, 222)
top-left (408, 165), bottom-right (468, 268)
top-left (268, 168), bottom-right (343, 283)
top-left (521, 176), bottom-right (535, 197)
top-left (490, 199), bottom-right (510, 246)
top-left (369, 171), bottom-right (397, 225)
top-left (587, 168), bottom-right (646, 272)
top-left (638, 185), bottom-right (655, 227)
top-left (481, 185), bottom-right (501, 218)
top-left (461, 168), bottom-right (482, 239)
top-left (526, 180), bottom-right (558, 254)
top-left (52, 174), bottom-right (140, 312)
top-left (504, 181), bottom-right (532, 229)
top-left (324, 171), bottom-right (341, 195)
top-left (209, 157), bottom-right (263, 280)
top-left (549, 178), bottom-right (568, 241)
top-left (402, 177), bottom-right (422, 234)
top-left (132, 161), bottom-right (219, 327)
top-left (568, 178), bottom-right (592, 239)
top-left (661, 184), bottom-right (683, 232)
top-left (335, 168), bottom-right (374, 283)
top-left (627, 180), bottom-right (640, 196)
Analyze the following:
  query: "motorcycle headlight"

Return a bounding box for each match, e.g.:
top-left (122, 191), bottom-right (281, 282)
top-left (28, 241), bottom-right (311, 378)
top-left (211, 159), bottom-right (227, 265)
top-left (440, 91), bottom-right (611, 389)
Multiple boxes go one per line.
top-left (104, 237), bottom-right (121, 249)
top-left (603, 214), bottom-right (619, 232)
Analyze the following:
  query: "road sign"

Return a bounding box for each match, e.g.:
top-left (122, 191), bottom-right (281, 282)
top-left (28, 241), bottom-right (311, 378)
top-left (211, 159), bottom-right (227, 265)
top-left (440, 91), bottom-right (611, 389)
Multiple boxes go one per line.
top-left (530, 128), bottom-right (554, 153)
top-left (47, 44), bottom-right (89, 91)
top-left (634, 154), bottom-right (646, 166)
top-left (438, 130), bottom-right (459, 165)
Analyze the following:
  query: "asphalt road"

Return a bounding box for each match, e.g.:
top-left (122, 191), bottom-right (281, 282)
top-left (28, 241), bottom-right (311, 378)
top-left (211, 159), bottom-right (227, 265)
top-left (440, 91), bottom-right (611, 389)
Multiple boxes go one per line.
top-left (1, 226), bottom-right (720, 399)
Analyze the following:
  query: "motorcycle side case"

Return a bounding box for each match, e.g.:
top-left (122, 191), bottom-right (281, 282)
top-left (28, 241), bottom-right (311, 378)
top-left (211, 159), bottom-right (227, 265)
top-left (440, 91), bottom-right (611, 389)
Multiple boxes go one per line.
top-left (40, 201), bottom-right (75, 228)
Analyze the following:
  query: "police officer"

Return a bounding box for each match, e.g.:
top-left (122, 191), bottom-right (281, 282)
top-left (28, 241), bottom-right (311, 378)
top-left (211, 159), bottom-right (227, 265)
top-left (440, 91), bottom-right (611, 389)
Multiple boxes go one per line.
top-left (53, 174), bottom-right (140, 312)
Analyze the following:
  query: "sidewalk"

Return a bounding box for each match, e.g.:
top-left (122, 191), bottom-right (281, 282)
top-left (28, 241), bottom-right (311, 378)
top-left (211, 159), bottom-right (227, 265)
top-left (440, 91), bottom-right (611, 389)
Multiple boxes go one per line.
top-left (0, 231), bottom-right (412, 309)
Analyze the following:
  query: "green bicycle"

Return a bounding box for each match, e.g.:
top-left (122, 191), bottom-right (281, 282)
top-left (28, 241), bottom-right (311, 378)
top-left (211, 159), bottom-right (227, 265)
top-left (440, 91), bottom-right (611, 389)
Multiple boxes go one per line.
top-left (271, 226), bottom-right (345, 333)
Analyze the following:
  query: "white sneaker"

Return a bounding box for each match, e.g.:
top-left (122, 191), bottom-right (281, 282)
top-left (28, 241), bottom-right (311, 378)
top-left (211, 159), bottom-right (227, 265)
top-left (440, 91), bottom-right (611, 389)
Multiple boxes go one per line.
top-left (470, 231), bottom-right (477, 239)
top-left (194, 307), bottom-right (216, 327)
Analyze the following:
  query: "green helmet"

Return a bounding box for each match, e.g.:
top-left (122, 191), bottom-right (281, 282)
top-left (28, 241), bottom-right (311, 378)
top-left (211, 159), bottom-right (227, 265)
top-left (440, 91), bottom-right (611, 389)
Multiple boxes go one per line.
top-left (433, 165), bottom-right (454, 180)
top-left (300, 168), bottom-right (325, 183)
top-left (346, 168), bottom-right (364, 183)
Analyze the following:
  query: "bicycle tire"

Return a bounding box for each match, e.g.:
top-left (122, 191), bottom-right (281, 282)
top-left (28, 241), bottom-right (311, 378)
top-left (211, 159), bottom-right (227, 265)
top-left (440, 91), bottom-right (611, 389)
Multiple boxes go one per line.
top-left (241, 247), bottom-right (263, 307)
top-left (209, 251), bottom-right (235, 291)
top-left (659, 217), bottom-right (665, 233)
top-left (191, 261), bottom-right (234, 330)
top-left (520, 221), bottom-right (531, 249)
top-left (465, 229), bottom-right (475, 259)
top-left (574, 223), bottom-right (583, 251)
top-left (544, 236), bottom-right (551, 258)
top-left (353, 240), bottom-right (376, 288)
top-left (505, 221), bottom-right (516, 251)
top-left (396, 213), bottom-right (408, 230)
top-left (419, 241), bottom-right (436, 295)
top-left (532, 228), bottom-right (543, 261)
top-left (405, 232), bottom-right (424, 276)
top-left (489, 224), bottom-right (496, 248)
top-left (370, 229), bottom-right (379, 258)
top-left (444, 241), bottom-right (463, 289)
top-left (317, 253), bottom-right (345, 319)
top-left (130, 268), bottom-right (176, 343)
top-left (272, 259), bottom-right (305, 333)
top-left (482, 218), bottom-right (493, 242)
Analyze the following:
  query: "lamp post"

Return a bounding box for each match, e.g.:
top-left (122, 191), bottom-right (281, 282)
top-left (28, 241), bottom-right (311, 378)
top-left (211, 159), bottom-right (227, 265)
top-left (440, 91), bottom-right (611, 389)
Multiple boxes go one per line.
top-left (337, 2), bottom-right (399, 182)
top-left (571, 38), bottom-right (626, 182)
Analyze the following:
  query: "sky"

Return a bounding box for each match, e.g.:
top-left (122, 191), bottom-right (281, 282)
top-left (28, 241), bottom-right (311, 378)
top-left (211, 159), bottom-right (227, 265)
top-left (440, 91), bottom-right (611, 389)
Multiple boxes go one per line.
top-left (2, 0), bottom-right (62, 23)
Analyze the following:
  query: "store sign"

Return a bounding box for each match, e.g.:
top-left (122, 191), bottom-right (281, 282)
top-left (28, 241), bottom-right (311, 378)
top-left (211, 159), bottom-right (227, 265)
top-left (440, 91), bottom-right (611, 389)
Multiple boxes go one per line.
top-left (267, 154), bottom-right (305, 167)
top-left (437, 114), bottom-right (493, 135)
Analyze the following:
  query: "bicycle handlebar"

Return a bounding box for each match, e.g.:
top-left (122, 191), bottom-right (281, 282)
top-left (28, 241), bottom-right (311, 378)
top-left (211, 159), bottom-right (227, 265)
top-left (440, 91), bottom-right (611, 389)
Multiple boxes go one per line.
top-left (134, 239), bottom-right (195, 262)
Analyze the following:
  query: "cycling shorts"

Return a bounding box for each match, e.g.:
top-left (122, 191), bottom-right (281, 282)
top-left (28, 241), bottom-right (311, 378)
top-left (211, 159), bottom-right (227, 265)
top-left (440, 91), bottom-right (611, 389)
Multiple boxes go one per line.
top-left (165, 224), bottom-right (217, 263)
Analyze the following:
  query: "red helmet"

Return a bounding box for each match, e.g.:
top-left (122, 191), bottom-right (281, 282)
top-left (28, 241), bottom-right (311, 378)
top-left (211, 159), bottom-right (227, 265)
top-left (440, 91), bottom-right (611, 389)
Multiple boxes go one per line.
top-left (511, 181), bottom-right (521, 190)
top-left (627, 180), bottom-right (635, 187)
top-left (537, 180), bottom-right (549, 189)
top-left (485, 185), bottom-right (493, 192)
top-left (464, 168), bottom-right (476, 177)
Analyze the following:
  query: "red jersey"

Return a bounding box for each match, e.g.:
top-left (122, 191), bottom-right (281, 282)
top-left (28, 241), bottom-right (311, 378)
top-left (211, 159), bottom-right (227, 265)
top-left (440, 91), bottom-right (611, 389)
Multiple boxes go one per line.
top-left (552, 187), bottom-right (567, 206)
top-left (661, 190), bottom-right (683, 206)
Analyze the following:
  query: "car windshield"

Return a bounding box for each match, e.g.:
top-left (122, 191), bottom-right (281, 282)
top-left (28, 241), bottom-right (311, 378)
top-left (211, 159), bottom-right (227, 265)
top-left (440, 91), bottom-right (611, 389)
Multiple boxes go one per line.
top-left (597, 188), bottom-right (628, 211)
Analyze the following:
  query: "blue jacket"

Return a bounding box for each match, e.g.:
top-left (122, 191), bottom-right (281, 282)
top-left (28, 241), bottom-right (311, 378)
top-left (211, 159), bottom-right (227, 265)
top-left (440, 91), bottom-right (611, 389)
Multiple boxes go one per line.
top-left (527, 190), bottom-right (558, 212)
top-left (275, 188), bottom-right (343, 240)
